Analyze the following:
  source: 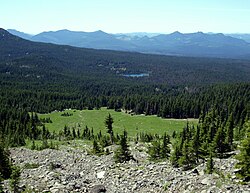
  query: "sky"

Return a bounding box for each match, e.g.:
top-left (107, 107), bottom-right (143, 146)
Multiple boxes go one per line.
top-left (1, 0), bottom-right (250, 34)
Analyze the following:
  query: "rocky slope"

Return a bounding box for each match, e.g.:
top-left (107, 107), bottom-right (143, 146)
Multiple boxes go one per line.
top-left (3, 142), bottom-right (250, 193)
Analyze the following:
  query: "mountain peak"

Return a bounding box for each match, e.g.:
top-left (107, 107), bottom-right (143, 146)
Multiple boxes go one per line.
top-left (93, 30), bottom-right (107, 34)
top-left (172, 31), bottom-right (182, 35)
top-left (169, 31), bottom-right (183, 37)
top-left (57, 29), bottom-right (71, 32)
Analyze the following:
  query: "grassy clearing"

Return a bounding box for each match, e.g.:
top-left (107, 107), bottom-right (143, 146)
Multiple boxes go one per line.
top-left (38, 108), bottom-right (198, 137)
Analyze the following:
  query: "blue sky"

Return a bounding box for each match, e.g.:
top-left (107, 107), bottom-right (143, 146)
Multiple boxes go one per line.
top-left (1, 0), bottom-right (250, 34)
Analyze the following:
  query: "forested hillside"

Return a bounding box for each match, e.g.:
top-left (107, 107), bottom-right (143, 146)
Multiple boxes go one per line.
top-left (0, 28), bottom-right (249, 136)
top-left (1, 28), bottom-right (250, 85)
top-left (0, 28), bottom-right (250, 191)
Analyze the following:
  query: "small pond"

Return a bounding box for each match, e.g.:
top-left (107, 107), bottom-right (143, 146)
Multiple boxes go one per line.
top-left (122, 73), bottom-right (149, 77)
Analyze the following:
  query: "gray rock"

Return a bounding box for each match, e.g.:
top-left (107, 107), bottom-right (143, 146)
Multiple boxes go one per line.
top-left (192, 168), bottom-right (199, 175)
top-left (50, 188), bottom-right (60, 193)
top-left (97, 171), bottom-right (105, 179)
top-left (201, 177), bottom-right (213, 185)
top-left (90, 185), bottom-right (106, 193)
top-left (2, 145), bottom-right (249, 193)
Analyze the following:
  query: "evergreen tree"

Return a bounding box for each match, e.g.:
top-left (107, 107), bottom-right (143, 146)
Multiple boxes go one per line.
top-left (105, 113), bottom-right (114, 144)
top-left (235, 121), bottom-right (250, 181)
top-left (178, 140), bottom-right (196, 170)
top-left (0, 173), bottom-right (3, 193)
top-left (31, 140), bottom-right (36, 150)
top-left (92, 139), bottom-right (102, 155)
top-left (10, 166), bottom-right (21, 193)
top-left (170, 141), bottom-right (182, 167)
top-left (114, 130), bottom-right (132, 163)
top-left (213, 127), bottom-right (228, 158)
top-left (226, 113), bottom-right (234, 151)
top-left (161, 133), bottom-right (171, 158)
top-left (40, 139), bottom-right (49, 150)
top-left (172, 131), bottom-right (177, 138)
top-left (205, 152), bottom-right (214, 174)
top-left (42, 125), bottom-right (47, 139)
top-left (148, 140), bottom-right (161, 160)
top-left (72, 128), bottom-right (76, 139)
top-left (0, 144), bottom-right (11, 179)
top-left (77, 128), bottom-right (80, 138)
top-left (192, 126), bottom-right (201, 162)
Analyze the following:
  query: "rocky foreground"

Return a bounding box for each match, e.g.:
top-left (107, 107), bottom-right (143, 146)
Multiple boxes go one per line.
top-left (3, 142), bottom-right (250, 193)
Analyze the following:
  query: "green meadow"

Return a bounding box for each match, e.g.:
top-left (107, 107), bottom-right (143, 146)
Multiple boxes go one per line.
top-left (38, 108), bottom-right (198, 137)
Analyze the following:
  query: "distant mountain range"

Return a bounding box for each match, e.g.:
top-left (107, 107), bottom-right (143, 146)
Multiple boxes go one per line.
top-left (7, 29), bottom-right (250, 59)
top-left (226, 34), bottom-right (250, 43)
top-left (1, 28), bottom-right (250, 87)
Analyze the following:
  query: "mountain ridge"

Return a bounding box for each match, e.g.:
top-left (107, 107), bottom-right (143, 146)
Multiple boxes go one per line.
top-left (1, 28), bottom-right (250, 87)
top-left (7, 29), bottom-right (250, 59)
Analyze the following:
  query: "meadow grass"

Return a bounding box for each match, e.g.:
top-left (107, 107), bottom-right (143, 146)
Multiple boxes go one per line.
top-left (38, 108), bottom-right (198, 137)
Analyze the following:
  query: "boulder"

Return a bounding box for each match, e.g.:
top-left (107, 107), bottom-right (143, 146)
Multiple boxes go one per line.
top-left (201, 177), bottom-right (213, 186)
top-left (97, 171), bottom-right (105, 179)
top-left (90, 185), bottom-right (106, 193)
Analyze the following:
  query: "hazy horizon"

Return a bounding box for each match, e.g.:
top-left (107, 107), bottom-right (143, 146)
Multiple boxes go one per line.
top-left (6, 28), bottom-right (250, 36)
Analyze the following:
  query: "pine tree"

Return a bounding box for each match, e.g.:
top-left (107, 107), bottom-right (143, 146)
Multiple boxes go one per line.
top-left (148, 140), bottom-right (161, 160)
top-left (235, 121), bottom-right (250, 181)
top-left (178, 140), bottom-right (196, 170)
top-left (213, 127), bottom-right (228, 158)
top-left (92, 139), bottom-right (102, 155)
top-left (170, 141), bottom-right (182, 167)
top-left (172, 131), bottom-right (177, 138)
top-left (31, 140), bottom-right (36, 150)
top-left (72, 127), bottom-right (76, 139)
top-left (0, 173), bottom-right (4, 193)
top-left (161, 133), bottom-right (171, 158)
top-left (0, 143), bottom-right (11, 179)
top-left (226, 113), bottom-right (234, 151)
top-left (10, 166), bottom-right (21, 193)
top-left (205, 152), bottom-right (214, 174)
top-left (114, 130), bottom-right (132, 163)
top-left (77, 128), bottom-right (80, 138)
top-left (105, 113), bottom-right (114, 144)
top-left (192, 125), bottom-right (201, 162)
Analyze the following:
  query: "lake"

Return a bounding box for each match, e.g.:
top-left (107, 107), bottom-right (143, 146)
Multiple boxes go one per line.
top-left (122, 73), bottom-right (149, 77)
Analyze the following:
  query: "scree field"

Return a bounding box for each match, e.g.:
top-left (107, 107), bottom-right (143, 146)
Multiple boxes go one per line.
top-left (38, 108), bottom-right (198, 137)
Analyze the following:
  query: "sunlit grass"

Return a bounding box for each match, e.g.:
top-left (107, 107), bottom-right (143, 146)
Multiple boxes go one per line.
top-left (38, 107), bottom-right (198, 137)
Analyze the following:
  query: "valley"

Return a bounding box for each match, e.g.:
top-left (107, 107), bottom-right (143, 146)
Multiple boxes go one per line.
top-left (0, 28), bottom-right (249, 193)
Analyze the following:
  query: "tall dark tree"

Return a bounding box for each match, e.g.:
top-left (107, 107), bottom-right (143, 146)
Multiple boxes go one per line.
top-left (178, 140), bottom-right (196, 170)
top-left (0, 143), bottom-right (11, 179)
top-left (77, 128), bottom-right (81, 139)
top-left (72, 128), bottom-right (76, 139)
top-left (192, 125), bottom-right (201, 162)
top-left (105, 113), bottom-right (114, 144)
top-left (235, 121), bottom-right (250, 181)
top-left (148, 140), bottom-right (161, 160)
top-left (226, 113), bottom-right (234, 150)
top-left (213, 127), bottom-right (228, 158)
top-left (10, 166), bottom-right (21, 193)
top-left (0, 173), bottom-right (3, 193)
top-left (205, 152), bottom-right (214, 174)
top-left (114, 130), bottom-right (132, 163)
top-left (170, 142), bottom-right (182, 167)
top-left (161, 132), bottom-right (171, 158)
top-left (92, 139), bottom-right (102, 155)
